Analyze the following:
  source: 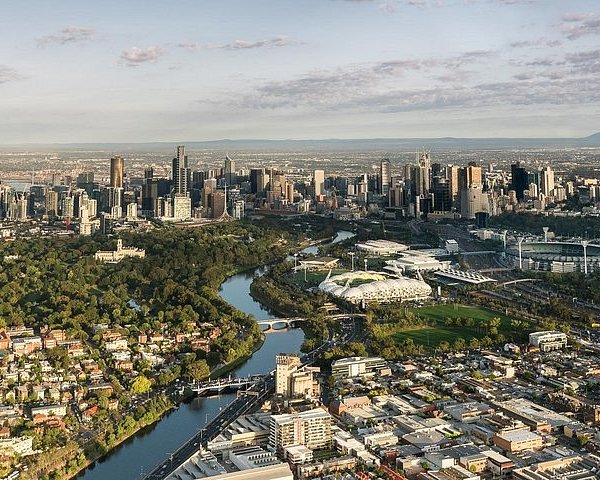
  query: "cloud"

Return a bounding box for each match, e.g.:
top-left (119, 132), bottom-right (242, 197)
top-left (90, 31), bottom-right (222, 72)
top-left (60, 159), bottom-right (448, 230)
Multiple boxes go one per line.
top-left (510, 38), bottom-right (561, 48)
top-left (0, 65), bottom-right (24, 84)
top-left (178, 36), bottom-right (296, 51)
top-left (379, 2), bottom-right (397, 13)
top-left (223, 36), bottom-right (294, 50)
top-left (232, 46), bottom-right (600, 114)
top-left (120, 46), bottom-right (165, 66)
top-left (36, 26), bottom-right (95, 47)
top-left (561, 13), bottom-right (600, 40)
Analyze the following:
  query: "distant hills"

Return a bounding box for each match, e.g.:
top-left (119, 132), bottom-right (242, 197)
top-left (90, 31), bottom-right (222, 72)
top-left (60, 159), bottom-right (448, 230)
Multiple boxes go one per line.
top-left (2, 133), bottom-right (600, 151)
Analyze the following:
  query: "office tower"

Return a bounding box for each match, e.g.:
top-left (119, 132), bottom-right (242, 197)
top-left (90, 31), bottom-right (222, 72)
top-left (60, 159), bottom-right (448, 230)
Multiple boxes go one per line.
top-left (105, 187), bottom-right (123, 216)
top-left (379, 159), bottom-right (391, 195)
top-left (45, 190), bottom-right (59, 218)
top-left (126, 202), bottom-right (138, 219)
top-left (172, 195), bottom-right (191, 220)
top-left (463, 185), bottom-right (483, 219)
top-left (269, 409), bottom-right (333, 454)
top-left (416, 152), bottom-right (431, 195)
top-left (142, 178), bottom-right (159, 214)
top-left (313, 170), bottom-right (325, 197)
top-left (540, 166), bottom-right (555, 196)
top-left (388, 186), bottom-right (405, 208)
top-left (211, 191), bottom-right (226, 218)
top-left (249, 169), bottom-right (263, 194)
top-left (144, 167), bottom-right (154, 180)
top-left (511, 162), bottom-right (528, 202)
top-left (77, 172), bottom-right (95, 187)
top-left (61, 195), bottom-right (74, 218)
top-left (172, 145), bottom-right (190, 195)
top-left (458, 163), bottom-right (482, 215)
top-left (224, 155), bottom-right (236, 186)
top-left (80, 206), bottom-right (92, 236)
top-left (110, 156), bottom-right (124, 189)
top-left (447, 165), bottom-right (460, 200)
top-left (286, 183), bottom-right (295, 202)
top-left (433, 178), bottom-right (452, 212)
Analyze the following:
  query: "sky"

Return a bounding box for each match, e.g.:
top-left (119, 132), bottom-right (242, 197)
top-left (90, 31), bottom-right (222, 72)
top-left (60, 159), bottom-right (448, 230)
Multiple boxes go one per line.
top-left (0, 0), bottom-right (599, 143)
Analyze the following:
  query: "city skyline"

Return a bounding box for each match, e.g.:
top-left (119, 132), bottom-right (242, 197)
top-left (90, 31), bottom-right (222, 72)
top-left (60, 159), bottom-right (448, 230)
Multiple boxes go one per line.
top-left (1, 0), bottom-right (599, 143)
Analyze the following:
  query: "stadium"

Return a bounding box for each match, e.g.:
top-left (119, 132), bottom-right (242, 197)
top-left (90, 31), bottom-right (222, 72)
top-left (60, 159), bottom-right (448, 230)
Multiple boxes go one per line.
top-left (505, 241), bottom-right (600, 273)
top-left (318, 270), bottom-right (432, 305)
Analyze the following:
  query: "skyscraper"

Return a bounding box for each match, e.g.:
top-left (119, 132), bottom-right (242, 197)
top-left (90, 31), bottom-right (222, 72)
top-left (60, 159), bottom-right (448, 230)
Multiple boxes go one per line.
top-left (110, 156), bottom-right (124, 189)
top-left (172, 145), bottom-right (189, 195)
top-left (224, 155), bottom-right (236, 186)
top-left (313, 170), bottom-right (325, 197)
top-left (458, 163), bottom-right (482, 215)
top-left (511, 162), bottom-right (528, 202)
top-left (417, 152), bottom-right (432, 195)
top-left (379, 159), bottom-right (391, 195)
top-left (540, 166), bottom-right (555, 196)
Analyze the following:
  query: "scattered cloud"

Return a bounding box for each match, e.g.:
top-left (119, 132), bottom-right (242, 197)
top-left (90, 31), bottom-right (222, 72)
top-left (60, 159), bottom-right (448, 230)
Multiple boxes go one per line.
top-left (510, 37), bottom-right (561, 48)
top-left (378, 2), bottom-right (397, 13)
top-left (178, 36), bottom-right (297, 51)
top-left (0, 65), bottom-right (24, 84)
top-left (561, 13), bottom-right (600, 40)
top-left (36, 26), bottom-right (95, 47)
top-left (120, 46), bottom-right (165, 66)
top-left (232, 46), bottom-right (600, 114)
top-left (223, 36), bottom-right (294, 50)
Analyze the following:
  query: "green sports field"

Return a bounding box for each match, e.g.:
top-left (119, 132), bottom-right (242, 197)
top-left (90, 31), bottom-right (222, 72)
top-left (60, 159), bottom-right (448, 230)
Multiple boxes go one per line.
top-left (390, 304), bottom-right (517, 347)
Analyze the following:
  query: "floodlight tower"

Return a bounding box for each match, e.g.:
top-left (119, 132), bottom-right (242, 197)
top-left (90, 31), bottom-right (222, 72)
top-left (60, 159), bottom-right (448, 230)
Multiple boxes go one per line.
top-left (364, 259), bottom-right (368, 272)
top-left (543, 227), bottom-right (549, 243)
top-left (293, 253), bottom-right (298, 271)
top-left (518, 237), bottom-right (524, 270)
top-left (349, 252), bottom-right (355, 272)
top-left (582, 240), bottom-right (589, 275)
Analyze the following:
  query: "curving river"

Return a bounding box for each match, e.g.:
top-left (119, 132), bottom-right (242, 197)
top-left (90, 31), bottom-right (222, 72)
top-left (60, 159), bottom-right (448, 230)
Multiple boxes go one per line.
top-left (78, 230), bottom-right (354, 480)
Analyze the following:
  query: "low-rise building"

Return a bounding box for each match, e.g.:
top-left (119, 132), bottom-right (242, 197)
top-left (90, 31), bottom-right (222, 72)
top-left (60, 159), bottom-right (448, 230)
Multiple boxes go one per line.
top-left (529, 331), bottom-right (568, 351)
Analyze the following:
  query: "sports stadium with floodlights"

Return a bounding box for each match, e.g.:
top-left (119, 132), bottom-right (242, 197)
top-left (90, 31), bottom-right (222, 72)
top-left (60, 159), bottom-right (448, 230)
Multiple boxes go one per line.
top-left (318, 271), bottom-right (432, 305)
top-left (505, 241), bottom-right (600, 273)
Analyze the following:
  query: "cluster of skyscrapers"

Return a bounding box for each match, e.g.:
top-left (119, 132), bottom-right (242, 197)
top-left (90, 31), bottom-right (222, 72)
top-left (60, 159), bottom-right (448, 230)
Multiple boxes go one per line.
top-left (0, 146), bottom-right (569, 233)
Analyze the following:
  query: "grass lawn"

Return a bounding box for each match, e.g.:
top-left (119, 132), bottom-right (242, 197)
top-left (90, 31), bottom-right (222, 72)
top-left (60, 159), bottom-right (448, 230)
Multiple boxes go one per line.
top-left (406, 304), bottom-right (513, 327)
top-left (391, 304), bottom-right (519, 347)
top-left (289, 269), bottom-right (349, 286)
top-left (393, 325), bottom-right (482, 347)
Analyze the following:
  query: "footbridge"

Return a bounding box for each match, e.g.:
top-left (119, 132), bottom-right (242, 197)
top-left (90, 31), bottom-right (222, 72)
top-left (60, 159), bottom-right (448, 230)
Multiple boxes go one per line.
top-left (188, 375), bottom-right (264, 396)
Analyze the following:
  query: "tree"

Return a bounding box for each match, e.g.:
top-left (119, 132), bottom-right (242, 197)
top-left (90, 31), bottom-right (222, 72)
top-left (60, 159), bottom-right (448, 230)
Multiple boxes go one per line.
top-left (130, 375), bottom-right (151, 395)
top-left (187, 360), bottom-right (210, 381)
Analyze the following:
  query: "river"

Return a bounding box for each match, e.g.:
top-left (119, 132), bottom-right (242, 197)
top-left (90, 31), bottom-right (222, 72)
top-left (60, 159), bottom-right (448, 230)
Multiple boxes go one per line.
top-left (78, 230), bottom-right (354, 480)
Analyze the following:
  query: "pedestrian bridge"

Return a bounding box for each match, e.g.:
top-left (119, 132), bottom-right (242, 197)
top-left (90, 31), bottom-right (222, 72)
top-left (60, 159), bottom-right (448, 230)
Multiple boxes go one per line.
top-left (188, 375), bottom-right (264, 395)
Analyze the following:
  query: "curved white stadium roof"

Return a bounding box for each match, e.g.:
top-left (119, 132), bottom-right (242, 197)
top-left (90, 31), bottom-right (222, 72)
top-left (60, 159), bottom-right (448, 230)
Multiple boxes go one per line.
top-left (319, 271), bottom-right (432, 304)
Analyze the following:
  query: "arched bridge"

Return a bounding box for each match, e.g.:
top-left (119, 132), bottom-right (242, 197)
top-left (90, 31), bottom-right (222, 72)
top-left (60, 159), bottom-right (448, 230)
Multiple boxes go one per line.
top-left (255, 317), bottom-right (306, 332)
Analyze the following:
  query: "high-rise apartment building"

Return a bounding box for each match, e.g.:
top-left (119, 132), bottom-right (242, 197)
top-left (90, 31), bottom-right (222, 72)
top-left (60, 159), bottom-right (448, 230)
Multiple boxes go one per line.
top-left (313, 170), bottom-right (325, 197)
top-left (275, 354), bottom-right (319, 400)
top-left (172, 145), bottom-right (190, 195)
top-left (269, 409), bottom-right (332, 454)
top-left (110, 156), bottom-right (124, 189)
top-left (379, 159), bottom-right (391, 195)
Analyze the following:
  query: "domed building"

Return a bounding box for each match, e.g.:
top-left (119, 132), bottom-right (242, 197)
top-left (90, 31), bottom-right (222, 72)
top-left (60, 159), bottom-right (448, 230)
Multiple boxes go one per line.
top-left (318, 271), bottom-right (432, 305)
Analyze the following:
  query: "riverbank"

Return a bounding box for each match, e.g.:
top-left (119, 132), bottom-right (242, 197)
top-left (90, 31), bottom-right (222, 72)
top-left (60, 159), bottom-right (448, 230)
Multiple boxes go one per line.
top-left (27, 395), bottom-right (174, 480)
